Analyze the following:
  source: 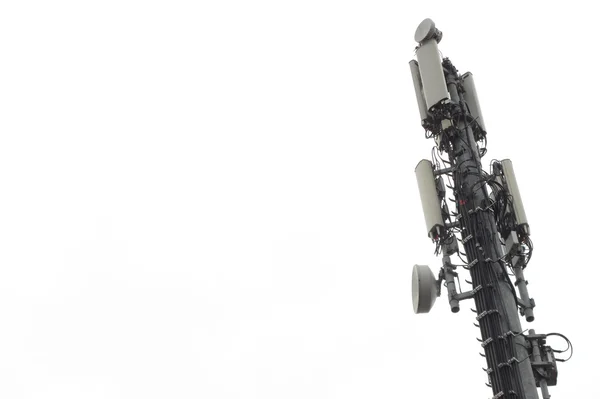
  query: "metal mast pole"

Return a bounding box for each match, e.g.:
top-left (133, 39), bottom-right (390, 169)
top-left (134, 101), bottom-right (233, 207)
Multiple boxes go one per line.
top-left (445, 64), bottom-right (538, 399)
top-left (409, 19), bottom-right (570, 399)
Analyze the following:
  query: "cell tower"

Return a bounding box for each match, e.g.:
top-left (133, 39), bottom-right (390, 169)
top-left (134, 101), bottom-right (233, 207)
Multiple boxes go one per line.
top-left (409, 19), bottom-right (571, 399)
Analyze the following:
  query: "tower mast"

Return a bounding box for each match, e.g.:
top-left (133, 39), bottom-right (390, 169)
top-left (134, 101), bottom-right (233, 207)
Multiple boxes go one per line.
top-left (409, 19), bottom-right (570, 399)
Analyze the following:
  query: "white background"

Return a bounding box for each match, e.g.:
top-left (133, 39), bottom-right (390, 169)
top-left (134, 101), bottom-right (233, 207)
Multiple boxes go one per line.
top-left (0, 1), bottom-right (594, 398)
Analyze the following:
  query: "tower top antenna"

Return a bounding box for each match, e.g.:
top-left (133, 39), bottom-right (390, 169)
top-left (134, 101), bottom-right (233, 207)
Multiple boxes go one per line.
top-left (414, 18), bottom-right (442, 44)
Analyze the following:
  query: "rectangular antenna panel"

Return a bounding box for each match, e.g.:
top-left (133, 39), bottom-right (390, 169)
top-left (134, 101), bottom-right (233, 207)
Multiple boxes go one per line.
top-left (415, 39), bottom-right (449, 110)
top-left (461, 72), bottom-right (486, 132)
top-left (409, 60), bottom-right (430, 122)
top-left (501, 159), bottom-right (530, 235)
top-left (415, 159), bottom-right (444, 238)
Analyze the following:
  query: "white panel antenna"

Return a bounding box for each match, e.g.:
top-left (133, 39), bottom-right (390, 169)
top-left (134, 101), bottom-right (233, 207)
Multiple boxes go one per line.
top-left (461, 72), bottom-right (486, 133)
top-left (501, 159), bottom-right (530, 235)
top-left (409, 60), bottom-right (430, 123)
top-left (415, 39), bottom-right (449, 110)
top-left (415, 159), bottom-right (444, 239)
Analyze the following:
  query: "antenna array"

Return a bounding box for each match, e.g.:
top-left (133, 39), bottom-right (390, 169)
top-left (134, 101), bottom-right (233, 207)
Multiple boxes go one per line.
top-left (409, 18), bottom-right (571, 399)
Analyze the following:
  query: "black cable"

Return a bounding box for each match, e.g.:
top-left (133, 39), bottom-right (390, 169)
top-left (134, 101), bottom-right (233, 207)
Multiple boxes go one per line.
top-left (546, 333), bottom-right (573, 362)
